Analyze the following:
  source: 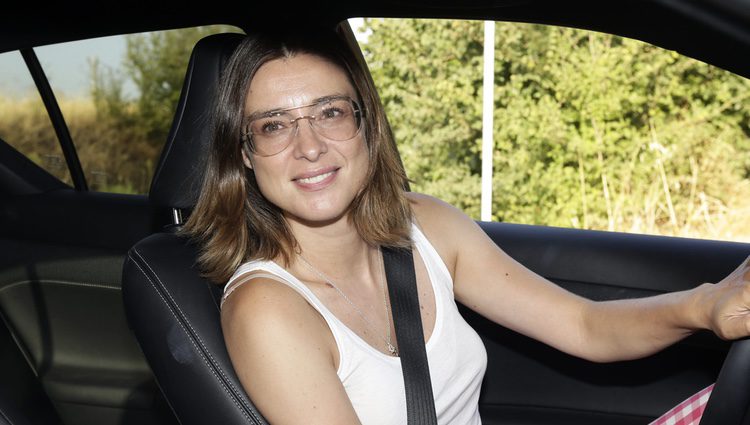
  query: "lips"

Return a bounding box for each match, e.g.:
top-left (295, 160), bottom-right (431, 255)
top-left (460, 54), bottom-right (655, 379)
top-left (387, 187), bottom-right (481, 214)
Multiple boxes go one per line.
top-left (292, 167), bottom-right (340, 189)
top-left (297, 170), bottom-right (335, 184)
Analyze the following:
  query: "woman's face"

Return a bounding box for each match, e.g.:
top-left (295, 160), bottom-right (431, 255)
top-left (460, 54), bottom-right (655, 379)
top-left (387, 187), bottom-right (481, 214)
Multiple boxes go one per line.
top-left (242, 53), bottom-right (369, 228)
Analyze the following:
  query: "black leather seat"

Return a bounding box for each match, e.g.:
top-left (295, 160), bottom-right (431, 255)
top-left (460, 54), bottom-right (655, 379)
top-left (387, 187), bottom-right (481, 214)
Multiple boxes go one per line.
top-left (121, 33), bottom-right (268, 425)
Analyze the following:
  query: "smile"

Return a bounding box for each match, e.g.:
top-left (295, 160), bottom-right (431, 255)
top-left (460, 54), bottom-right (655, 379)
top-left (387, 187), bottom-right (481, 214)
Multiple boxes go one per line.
top-left (297, 171), bottom-right (335, 184)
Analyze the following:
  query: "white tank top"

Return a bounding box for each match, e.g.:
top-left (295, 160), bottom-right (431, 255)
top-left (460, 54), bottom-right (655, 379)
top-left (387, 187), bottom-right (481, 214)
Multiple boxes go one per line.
top-left (223, 224), bottom-right (487, 425)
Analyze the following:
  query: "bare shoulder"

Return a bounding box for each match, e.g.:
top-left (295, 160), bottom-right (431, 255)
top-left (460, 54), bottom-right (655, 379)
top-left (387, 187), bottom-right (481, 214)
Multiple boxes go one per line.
top-left (406, 192), bottom-right (472, 229)
top-left (406, 191), bottom-right (458, 214)
top-left (405, 192), bottom-right (481, 275)
top-left (221, 275), bottom-right (359, 424)
top-left (221, 275), bottom-right (330, 356)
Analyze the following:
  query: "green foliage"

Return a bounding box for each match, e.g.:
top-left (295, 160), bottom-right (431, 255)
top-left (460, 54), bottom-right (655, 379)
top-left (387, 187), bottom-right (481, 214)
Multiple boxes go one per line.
top-left (83, 25), bottom-right (242, 192)
top-left (4, 20), bottom-right (750, 241)
top-left (2, 25), bottom-right (242, 194)
top-left (364, 19), bottom-right (484, 217)
top-left (122, 26), bottom-right (239, 144)
top-left (361, 19), bottom-right (750, 240)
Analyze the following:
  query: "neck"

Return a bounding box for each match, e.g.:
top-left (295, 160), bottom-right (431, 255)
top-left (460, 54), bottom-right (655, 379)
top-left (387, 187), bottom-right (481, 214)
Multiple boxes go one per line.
top-left (285, 213), bottom-right (376, 282)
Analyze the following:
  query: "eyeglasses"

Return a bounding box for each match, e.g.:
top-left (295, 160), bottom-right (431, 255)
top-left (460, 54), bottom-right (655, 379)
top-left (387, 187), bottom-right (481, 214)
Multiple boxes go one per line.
top-left (241, 96), bottom-right (363, 157)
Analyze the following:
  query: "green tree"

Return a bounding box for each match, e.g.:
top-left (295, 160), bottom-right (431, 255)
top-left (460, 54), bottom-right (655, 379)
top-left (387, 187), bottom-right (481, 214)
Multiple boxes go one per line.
top-left (124, 26), bottom-right (240, 145)
top-left (87, 25), bottom-right (242, 192)
top-left (363, 19), bottom-right (485, 217)
top-left (360, 18), bottom-right (750, 240)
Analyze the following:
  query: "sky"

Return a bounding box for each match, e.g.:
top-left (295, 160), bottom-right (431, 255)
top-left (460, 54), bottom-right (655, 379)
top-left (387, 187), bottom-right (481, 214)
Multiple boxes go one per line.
top-left (0, 34), bottom-right (131, 99)
top-left (0, 19), bottom-right (370, 100)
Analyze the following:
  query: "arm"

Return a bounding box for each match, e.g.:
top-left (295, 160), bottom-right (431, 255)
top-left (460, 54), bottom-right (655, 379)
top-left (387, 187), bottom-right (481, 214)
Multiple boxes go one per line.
top-left (221, 277), bottom-right (362, 424)
top-left (409, 193), bottom-right (750, 363)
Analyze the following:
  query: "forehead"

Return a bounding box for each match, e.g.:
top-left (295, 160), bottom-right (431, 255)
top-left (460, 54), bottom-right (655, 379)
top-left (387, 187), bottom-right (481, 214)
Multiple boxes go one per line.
top-left (244, 53), bottom-right (356, 114)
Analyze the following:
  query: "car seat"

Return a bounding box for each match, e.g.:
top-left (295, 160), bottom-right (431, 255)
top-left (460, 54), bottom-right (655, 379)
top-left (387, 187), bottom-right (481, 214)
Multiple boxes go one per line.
top-left (121, 33), bottom-right (268, 425)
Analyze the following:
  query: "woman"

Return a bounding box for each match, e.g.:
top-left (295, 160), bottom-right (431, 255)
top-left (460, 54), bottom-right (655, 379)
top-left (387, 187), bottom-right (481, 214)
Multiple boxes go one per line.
top-left (184, 30), bottom-right (750, 425)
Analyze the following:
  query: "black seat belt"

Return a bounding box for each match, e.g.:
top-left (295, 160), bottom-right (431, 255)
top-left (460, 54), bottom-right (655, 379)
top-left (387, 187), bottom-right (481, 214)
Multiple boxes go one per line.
top-left (382, 246), bottom-right (438, 425)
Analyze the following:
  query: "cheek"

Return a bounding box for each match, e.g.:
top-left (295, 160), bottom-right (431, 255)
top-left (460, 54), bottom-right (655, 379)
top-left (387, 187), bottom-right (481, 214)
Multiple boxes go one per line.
top-left (345, 134), bottom-right (368, 161)
top-left (249, 161), bottom-right (283, 201)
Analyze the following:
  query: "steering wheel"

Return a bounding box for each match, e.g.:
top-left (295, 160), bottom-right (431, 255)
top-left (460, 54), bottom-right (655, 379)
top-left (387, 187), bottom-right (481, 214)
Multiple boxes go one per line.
top-left (698, 338), bottom-right (750, 425)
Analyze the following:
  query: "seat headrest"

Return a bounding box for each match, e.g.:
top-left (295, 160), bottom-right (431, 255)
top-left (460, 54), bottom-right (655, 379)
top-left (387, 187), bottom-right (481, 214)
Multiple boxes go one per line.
top-left (149, 32), bottom-right (245, 210)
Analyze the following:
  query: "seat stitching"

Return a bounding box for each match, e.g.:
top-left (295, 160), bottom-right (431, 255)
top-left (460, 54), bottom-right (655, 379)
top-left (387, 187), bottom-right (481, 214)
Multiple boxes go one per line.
top-left (0, 279), bottom-right (120, 294)
top-left (0, 405), bottom-right (14, 425)
top-left (128, 251), bottom-right (258, 424)
top-left (132, 249), bottom-right (259, 417)
top-left (129, 253), bottom-right (254, 423)
top-left (129, 256), bottom-right (247, 417)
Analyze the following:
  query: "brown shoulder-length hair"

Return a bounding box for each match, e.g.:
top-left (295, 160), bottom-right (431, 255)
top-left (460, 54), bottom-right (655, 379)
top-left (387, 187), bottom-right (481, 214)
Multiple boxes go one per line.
top-left (182, 29), bottom-right (412, 284)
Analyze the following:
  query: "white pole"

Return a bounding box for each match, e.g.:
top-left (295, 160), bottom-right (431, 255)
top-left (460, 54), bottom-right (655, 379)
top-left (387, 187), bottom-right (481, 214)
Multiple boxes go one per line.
top-left (481, 21), bottom-right (495, 221)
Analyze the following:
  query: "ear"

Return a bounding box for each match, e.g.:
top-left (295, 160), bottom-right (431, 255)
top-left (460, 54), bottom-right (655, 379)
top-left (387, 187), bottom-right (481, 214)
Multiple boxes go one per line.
top-left (241, 148), bottom-right (254, 170)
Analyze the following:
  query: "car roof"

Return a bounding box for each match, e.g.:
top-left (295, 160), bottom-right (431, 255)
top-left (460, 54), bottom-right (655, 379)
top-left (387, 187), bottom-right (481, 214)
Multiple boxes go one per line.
top-left (2, 0), bottom-right (749, 78)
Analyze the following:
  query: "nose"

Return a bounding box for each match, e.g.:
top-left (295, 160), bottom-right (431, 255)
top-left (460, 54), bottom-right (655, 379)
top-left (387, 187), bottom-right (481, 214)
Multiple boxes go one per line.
top-left (291, 117), bottom-right (327, 161)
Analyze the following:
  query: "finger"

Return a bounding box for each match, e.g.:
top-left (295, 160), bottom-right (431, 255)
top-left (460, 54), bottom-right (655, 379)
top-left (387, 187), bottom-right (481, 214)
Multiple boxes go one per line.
top-left (727, 256), bottom-right (750, 280)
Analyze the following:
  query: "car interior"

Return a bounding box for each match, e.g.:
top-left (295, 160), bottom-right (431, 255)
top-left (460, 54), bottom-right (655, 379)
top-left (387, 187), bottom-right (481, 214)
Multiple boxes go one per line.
top-left (1, 1), bottom-right (749, 425)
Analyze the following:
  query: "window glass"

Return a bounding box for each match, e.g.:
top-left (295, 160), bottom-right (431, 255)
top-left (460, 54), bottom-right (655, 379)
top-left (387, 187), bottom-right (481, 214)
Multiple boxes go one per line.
top-left (33, 25), bottom-right (244, 193)
top-left (355, 18), bottom-right (750, 242)
top-left (0, 50), bottom-right (72, 186)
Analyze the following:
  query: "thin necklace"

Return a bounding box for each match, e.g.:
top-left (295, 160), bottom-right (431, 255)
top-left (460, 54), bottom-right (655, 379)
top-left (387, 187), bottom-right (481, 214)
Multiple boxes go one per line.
top-left (297, 250), bottom-right (398, 356)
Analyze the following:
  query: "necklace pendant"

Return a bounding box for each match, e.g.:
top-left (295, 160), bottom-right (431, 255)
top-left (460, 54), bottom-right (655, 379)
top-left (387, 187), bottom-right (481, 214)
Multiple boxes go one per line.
top-left (387, 342), bottom-right (398, 356)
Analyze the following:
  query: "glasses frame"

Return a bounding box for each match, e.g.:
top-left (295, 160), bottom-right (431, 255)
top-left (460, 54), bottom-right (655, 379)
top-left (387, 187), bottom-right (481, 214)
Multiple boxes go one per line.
top-left (241, 95), bottom-right (364, 157)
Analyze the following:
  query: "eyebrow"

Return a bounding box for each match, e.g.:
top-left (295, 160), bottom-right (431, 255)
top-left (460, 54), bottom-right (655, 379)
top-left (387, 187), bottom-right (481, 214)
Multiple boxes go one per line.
top-left (244, 94), bottom-right (349, 122)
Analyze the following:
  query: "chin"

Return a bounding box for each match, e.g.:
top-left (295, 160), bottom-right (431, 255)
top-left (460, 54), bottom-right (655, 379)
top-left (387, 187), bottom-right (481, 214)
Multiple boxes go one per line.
top-left (286, 203), bottom-right (353, 228)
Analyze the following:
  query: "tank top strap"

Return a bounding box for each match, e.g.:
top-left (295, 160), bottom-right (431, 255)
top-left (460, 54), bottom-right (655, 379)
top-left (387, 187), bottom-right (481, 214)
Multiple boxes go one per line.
top-left (410, 223), bottom-right (454, 294)
top-left (222, 270), bottom-right (288, 307)
top-left (223, 260), bottom-right (333, 317)
top-left (222, 259), bottom-right (354, 374)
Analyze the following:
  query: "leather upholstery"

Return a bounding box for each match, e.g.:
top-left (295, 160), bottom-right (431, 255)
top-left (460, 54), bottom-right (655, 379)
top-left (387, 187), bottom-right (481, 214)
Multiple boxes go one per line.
top-left (122, 33), bottom-right (268, 424)
top-left (149, 33), bottom-right (244, 210)
top-left (700, 338), bottom-right (750, 424)
top-left (123, 233), bottom-right (266, 425)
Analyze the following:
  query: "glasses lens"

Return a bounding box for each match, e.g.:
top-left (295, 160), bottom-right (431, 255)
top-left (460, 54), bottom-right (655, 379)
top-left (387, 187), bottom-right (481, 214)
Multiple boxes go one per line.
top-left (248, 113), bottom-right (295, 156)
top-left (311, 99), bottom-right (361, 141)
top-left (245, 97), bottom-right (363, 157)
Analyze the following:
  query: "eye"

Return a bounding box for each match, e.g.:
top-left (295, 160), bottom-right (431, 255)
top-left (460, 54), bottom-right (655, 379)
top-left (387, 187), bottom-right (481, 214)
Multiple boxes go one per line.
top-left (319, 105), bottom-right (348, 120)
top-left (253, 118), bottom-right (289, 136)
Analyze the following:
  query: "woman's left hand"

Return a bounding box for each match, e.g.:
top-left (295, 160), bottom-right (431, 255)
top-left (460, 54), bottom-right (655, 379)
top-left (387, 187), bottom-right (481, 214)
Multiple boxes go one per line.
top-left (703, 255), bottom-right (750, 340)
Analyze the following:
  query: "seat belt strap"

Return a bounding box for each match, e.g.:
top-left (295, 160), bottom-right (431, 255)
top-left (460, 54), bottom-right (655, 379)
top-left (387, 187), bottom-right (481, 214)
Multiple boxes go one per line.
top-left (382, 246), bottom-right (438, 425)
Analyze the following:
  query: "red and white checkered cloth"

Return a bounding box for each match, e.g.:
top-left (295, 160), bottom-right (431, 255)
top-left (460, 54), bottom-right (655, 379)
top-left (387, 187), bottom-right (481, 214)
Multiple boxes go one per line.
top-left (649, 384), bottom-right (715, 425)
